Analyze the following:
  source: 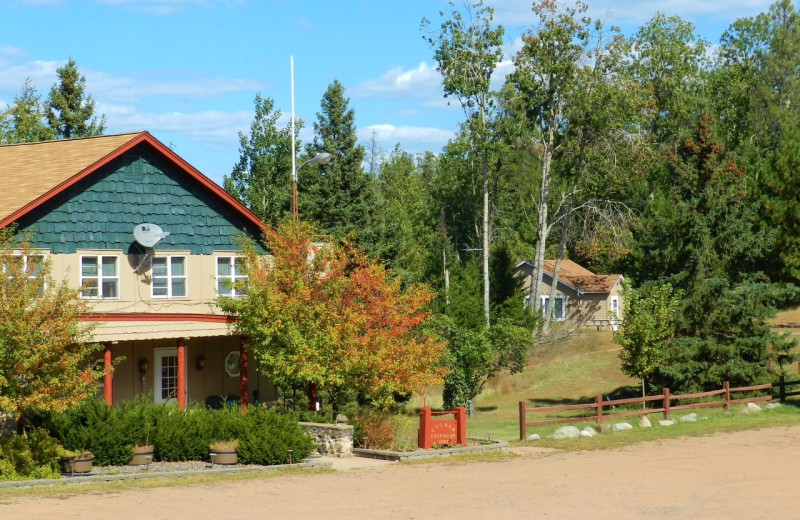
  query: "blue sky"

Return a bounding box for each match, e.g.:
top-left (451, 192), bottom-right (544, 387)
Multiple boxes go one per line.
top-left (0, 0), bottom-right (780, 185)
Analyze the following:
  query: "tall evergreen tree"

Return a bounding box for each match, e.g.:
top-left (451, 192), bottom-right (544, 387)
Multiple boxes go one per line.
top-left (631, 115), bottom-right (796, 392)
top-left (0, 79), bottom-right (54, 144)
top-left (302, 80), bottom-right (371, 242)
top-left (45, 58), bottom-right (106, 139)
top-left (223, 94), bottom-right (295, 227)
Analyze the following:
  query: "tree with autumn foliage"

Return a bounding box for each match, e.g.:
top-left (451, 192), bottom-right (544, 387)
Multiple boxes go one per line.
top-left (218, 221), bottom-right (447, 418)
top-left (0, 229), bottom-right (103, 429)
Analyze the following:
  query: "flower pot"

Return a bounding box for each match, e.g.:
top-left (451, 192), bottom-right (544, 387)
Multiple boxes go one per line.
top-left (209, 450), bottom-right (238, 465)
top-left (129, 445), bottom-right (154, 466)
top-left (61, 454), bottom-right (94, 474)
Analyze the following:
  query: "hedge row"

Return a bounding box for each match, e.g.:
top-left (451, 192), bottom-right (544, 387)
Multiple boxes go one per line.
top-left (31, 397), bottom-right (315, 466)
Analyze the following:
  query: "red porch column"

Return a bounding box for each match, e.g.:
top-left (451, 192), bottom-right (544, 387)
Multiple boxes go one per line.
top-left (103, 343), bottom-right (113, 407)
top-left (239, 341), bottom-right (249, 407)
top-left (177, 338), bottom-right (187, 411)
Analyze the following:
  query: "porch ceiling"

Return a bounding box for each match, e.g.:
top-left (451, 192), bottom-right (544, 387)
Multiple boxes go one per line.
top-left (89, 320), bottom-right (233, 342)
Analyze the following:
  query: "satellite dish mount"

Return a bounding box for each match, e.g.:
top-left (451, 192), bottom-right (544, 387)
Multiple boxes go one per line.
top-left (133, 223), bottom-right (170, 272)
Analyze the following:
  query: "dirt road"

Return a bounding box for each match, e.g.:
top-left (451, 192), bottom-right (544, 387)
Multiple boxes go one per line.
top-left (2, 425), bottom-right (797, 519)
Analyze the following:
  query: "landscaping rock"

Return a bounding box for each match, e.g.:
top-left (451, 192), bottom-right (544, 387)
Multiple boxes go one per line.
top-left (526, 434), bottom-right (541, 441)
top-left (658, 419), bottom-right (676, 426)
top-left (552, 426), bottom-right (580, 439)
top-left (639, 416), bottom-right (652, 428)
top-left (746, 403), bottom-right (762, 413)
top-left (610, 422), bottom-right (633, 433)
top-left (679, 413), bottom-right (697, 423)
top-left (764, 402), bottom-right (781, 410)
top-left (580, 427), bottom-right (597, 438)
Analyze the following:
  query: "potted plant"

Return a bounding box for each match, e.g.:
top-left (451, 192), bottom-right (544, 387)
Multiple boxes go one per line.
top-left (61, 449), bottom-right (94, 475)
top-left (129, 421), bottom-right (154, 466)
top-left (209, 439), bottom-right (239, 465)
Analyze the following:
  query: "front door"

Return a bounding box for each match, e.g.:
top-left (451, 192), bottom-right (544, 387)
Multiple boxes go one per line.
top-left (154, 347), bottom-right (184, 404)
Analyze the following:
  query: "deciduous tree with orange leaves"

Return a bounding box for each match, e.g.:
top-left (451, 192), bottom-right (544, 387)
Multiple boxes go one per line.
top-left (0, 229), bottom-right (103, 430)
top-left (219, 221), bottom-right (447, 418)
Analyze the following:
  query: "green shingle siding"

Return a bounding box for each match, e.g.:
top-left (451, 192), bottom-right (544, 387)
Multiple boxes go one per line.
top-left (18, 145), bottom-right (262, 254)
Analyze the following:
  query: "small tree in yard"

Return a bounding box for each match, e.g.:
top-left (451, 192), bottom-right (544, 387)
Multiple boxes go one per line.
top-left (219, 221), bottom-right (448, 419)
top-left (614, 282), bottom-right (680, 397)
top-left (0, 230), bottom-right (103, 430)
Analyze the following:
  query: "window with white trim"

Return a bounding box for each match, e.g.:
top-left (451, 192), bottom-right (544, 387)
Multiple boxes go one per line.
top-left (152, 256), bottom-right (187, 298)
top-left (216, 256), bottom-right (248, 296)
top-left (541, 295), bottom-right (566, 321)
top-left (610, 296), bottom-right (620, 318)
top-left (81, 255), bottom-right (119, 299)
top-left (3, 254), bottom-right (46, 295)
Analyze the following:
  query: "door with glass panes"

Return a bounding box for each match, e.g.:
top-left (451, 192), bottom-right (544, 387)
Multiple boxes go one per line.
top-left (154, 348), bottom-right (185, 404)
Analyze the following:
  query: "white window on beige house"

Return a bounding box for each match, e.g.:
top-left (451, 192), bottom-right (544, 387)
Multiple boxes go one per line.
top-left (4, 254), bottom-right (46, 295)
top-left (541, 295), bottom-right (566, 321)
top-left (152, 256), bottom-right (187, 298)
top-left (216, 256), bottom-right (248, 296)
top-left (80, 255), bottom-right (119, 299)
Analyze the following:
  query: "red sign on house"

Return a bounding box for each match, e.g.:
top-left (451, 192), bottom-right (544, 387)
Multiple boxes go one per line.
top-left (418, 407), bottom-right (467, 449)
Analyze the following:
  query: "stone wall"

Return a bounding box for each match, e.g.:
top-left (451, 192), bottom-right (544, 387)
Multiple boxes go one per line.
top-left (299, 422), bottom-right (353, 458)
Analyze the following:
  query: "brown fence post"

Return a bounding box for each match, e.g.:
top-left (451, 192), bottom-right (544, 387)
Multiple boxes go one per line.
top-left (595, 394), bottom-right (604, 427)
top-left (418, 407), bottom-right (431, 449)
top-left (519, 401), bottom-right (527, 441)
top-left (779, 376), bottom-right (786, 404)
top-left (723, 381), bottom-right (730, 412)
top-left (663, 388), bottom-right (671, 420)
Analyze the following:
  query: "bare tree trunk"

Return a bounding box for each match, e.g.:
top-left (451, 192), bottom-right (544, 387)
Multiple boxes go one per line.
top-left (482, 132), bottom-right (491, 329)
top-left (529, 125), bottom-right (556, 324)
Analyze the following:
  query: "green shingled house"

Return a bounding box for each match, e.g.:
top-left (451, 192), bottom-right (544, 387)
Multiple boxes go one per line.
top-left (0, 132), bottom-right (274, 409)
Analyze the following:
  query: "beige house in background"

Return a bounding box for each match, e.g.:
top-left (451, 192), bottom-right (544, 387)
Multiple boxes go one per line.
top-left (516, 259), bottom-right (624, 330)
top-left (0, 132), bottom-right (275, 410)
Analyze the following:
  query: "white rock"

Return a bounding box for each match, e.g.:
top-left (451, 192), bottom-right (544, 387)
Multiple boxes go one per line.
top-left (679, 413), bottom-right (697, 423)
top-left (610, 422), bottom-right (633, 433)
top-left (746, 402), bottom-right (762, 412)
top-left (552, 426), bottom-right (580, 439)
top-left (658, 419), bottom-right (676, 426)
top-left (526, 433), bottom-right (541, 441)
top-left (639, 416), bottom-right (652, 428)
top-left (580, 427), bottom-right (597, 437)
top-left (765, 402), bottom-right (781, 410)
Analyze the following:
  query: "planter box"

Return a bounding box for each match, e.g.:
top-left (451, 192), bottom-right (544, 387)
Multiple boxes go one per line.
top-left (61, 455), bottom-right (94, 474)
top-left (129, 445), bottom-right (154, 466)
top-left (209, 451), bottom-right (238, 465)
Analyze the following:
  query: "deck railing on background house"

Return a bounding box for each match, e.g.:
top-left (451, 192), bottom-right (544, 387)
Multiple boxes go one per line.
top-left (518, 381), bottom-right (774, 441)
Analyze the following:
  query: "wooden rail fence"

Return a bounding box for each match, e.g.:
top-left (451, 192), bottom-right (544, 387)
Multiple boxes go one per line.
top-left (519, 381), bottom-right (773, 441)
top-left (775, 376), bottom-right (800, 402)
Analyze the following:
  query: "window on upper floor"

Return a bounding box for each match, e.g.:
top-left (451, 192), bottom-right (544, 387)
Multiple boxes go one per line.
top-left (216, 256), bottom-right (248, 296)
top-left (152, 256), bottom-right (187, 298)
top-left (81, 255), bottom-right (119, 299)
top-left (541, 294), bottom-right (566, 321)
top-left (3, 254), bottom-right (46, 295)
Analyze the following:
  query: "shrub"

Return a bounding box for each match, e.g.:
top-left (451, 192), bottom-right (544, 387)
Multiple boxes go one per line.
top-left (237, 408), bottom-right (314, 465)
top-left (0, 429), bottom-right (62, 480)
top-left (350, 409), bottom-right (396, 450)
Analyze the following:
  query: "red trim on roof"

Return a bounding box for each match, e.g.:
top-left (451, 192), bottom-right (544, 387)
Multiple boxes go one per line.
top-left (82, 313), bottom-right (237, 323)
top-left (0, 132), bottom-right (267, 233)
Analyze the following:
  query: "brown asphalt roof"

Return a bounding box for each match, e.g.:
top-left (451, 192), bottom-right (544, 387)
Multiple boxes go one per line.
top-left (0, 132), bottom-right (143, 221)
top-left (542, 259), bottom-right (622, 294)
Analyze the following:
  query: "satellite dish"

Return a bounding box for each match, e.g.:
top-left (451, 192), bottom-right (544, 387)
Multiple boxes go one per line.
top-left (133, 223), bottom-right (170, 249)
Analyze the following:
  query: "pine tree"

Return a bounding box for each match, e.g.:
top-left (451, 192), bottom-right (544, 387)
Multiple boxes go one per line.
top-left (45, 58), bottom-right (106, 139)
top-left (302, 80), bottom-right (372, 242)
top-left (631, 115), bottom-right (797, 392)
top-left (0, 79), bottom-right (54, 144)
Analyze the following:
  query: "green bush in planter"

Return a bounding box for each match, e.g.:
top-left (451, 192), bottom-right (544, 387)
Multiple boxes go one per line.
top-left (237, 408), bottom-right (314, 465)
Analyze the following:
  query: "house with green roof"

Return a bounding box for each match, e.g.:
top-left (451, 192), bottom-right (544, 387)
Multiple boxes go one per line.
top-left (0, 132), bottom-right (273, 410)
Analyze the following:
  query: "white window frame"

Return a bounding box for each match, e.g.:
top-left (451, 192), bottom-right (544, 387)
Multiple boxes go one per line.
top-left (4, 253), bottom-right (47, 295)
top-left (151, 255), bottom-right (188, 298)
top-left (541, 295), bottom-right (566, 321)
top-left (80, 255), bottom-right (119, 299)
top-left (610, 296), bottom-right (620, 318)
top-left (216, 255), bottom-right (248, 297)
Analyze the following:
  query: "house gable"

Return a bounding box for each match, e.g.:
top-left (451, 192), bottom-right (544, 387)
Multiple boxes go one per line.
top-left (11, 142), bottom-right (262, 254)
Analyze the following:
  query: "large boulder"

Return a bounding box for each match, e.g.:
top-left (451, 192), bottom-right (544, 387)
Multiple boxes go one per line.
top-left (552, 426), bottom-right (580, 439)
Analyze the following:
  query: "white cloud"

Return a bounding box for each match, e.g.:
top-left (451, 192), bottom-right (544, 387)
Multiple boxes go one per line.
top-left (360, 123), bottom-right (453, 147)
top-left (88, 71), bottom-right (261, 102)
top-left (352, 62), bottom-right (441, 99)
top-left (96, 0), bottom-right (206, 15)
